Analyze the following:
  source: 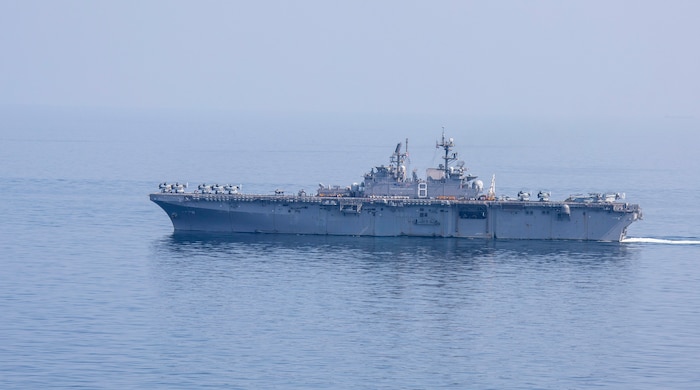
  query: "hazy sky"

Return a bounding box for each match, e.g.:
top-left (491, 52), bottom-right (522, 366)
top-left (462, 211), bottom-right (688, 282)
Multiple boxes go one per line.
top-left (1, 0), bottom-right (698, 118)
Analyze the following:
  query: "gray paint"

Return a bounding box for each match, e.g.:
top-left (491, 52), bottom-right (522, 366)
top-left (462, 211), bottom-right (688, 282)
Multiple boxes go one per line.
top-left (151, 134), bottom-right (641, 241)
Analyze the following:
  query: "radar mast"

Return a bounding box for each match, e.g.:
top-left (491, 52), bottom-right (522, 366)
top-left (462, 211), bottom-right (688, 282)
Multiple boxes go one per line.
top-left (436, 128), bottom-right (458, 178)
top-left (390, 138), bottom-right (409, 181)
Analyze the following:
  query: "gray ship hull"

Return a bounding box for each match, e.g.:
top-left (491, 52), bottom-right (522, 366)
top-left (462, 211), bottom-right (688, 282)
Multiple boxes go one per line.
top-left (150, 193), bottom-right (641, 241)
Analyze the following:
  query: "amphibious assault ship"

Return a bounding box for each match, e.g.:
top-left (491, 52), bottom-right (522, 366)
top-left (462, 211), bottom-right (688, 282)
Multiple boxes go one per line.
top-left (150, 133), bottom-right (642, 241)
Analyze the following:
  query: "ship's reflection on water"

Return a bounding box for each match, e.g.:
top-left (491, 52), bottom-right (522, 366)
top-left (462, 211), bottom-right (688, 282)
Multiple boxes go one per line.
top-left (146, 232), bottom-right (644, 390)
top-left (154, 232), bottom-right (634, 269)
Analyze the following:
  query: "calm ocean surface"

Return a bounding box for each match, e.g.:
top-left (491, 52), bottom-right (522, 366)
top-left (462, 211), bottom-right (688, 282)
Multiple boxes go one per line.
top-left (1, 107), bottom-right (699, 389)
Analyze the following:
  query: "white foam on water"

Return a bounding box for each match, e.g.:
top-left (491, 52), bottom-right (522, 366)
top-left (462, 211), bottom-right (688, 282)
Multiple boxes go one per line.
top-left (622, 237), bottom-right (700, 245)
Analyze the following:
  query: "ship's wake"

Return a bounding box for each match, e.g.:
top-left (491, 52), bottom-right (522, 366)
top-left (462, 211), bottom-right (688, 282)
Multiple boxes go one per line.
top-left (622, 237), bottom-right (700, 245)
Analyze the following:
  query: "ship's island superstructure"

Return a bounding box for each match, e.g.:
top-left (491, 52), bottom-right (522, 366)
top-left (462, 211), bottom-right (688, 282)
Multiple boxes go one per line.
top-left (150, 133), bottom-right (642, 241)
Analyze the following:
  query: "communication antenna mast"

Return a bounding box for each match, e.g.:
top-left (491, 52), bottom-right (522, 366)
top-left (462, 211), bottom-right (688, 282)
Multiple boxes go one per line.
top-left (436, 127), bottom-right (457, 178)
top-left (390, 139), bottom-right (410, 180)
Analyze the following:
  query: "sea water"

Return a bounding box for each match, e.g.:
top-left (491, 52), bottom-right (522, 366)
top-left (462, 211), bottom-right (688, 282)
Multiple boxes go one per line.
top-left (1, 107), bottom-right (699, 389)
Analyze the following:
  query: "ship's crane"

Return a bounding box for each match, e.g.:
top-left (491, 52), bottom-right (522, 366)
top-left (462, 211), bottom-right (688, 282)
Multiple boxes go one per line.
top-left (486, 174), bottom-right (496, 200)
